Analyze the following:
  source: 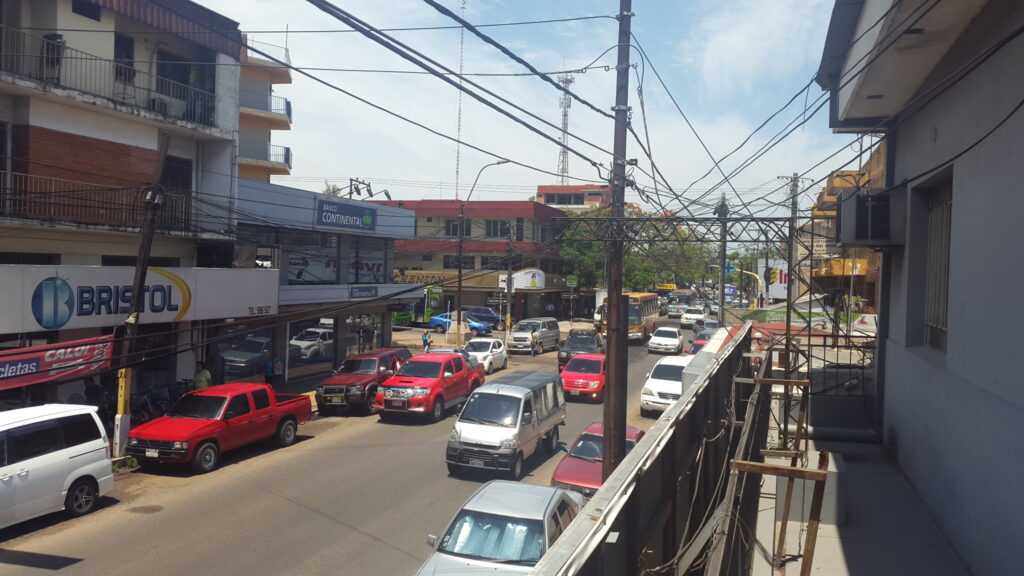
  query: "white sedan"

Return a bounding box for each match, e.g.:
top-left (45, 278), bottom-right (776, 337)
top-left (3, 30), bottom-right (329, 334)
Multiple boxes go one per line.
top-left (463, 338), bottom-right (509, 374)
top-left (647, 327), bottom-right (685, 354)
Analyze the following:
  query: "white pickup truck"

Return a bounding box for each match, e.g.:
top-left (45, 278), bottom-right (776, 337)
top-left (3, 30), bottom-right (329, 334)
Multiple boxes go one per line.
top-left (680, 307), bottom-right (706, 330)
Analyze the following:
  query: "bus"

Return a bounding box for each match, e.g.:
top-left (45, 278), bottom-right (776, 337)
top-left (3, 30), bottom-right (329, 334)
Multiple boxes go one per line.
top-left (391, 285), bottom-right (446, 326)
top-left (599, 292), bottom-right (660, 342)
top-left (654, 283), bottom-right (677, 297)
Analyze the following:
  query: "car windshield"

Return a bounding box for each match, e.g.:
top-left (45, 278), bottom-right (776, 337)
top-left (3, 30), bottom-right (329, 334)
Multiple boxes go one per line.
top-left (569, 433), bottom-right (637, 462)
top-left (437, 509), bottom-right (546, 565)
top-left (293, 330), bottom-right (321, 342)
top-left (685, 308), bottom-right (703, 315)
top-left (690, 342), bottom-right (706, 354)
top-left (653, 329), bottom-right (678, 338)
top-left (650, 364), bottom-right (685, 381)
top-left (339, 358), bottom-right (377, 374)
top-left (565, 358), bottom-right (602, 374)
top-left (564, 337), bottom-right (598, 348)
top-left (396, 361), bottom-right (442, 378)
top-left (458, 393), bottom-right (520, 427)
top-left (470, 307), bottom-right (497, 315)
top-left (168, 395), bottom-right (228, 419)
top-left (513, 321), bottom-right (539, 332)
top-left (235, 339), bottom-right (266, 353)
top-left (463, 341), bottom-right (492, 353)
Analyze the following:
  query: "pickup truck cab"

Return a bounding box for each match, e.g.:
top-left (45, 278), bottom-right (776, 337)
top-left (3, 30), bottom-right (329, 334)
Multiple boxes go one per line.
top-left (376, 353), bottom-right (484, 422)
top-left (316, 347), bottom-right (412, 415)
top-left (128, 383), bottom-right (312, 473)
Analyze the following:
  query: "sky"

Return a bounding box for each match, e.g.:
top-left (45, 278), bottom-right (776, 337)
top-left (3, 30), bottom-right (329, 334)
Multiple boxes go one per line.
top-left (200, 0), bottom-right (861, 217)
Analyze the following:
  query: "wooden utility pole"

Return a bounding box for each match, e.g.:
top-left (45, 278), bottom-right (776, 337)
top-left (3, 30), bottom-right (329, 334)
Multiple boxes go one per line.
top-left (602, 0), bottom-right (633, 481)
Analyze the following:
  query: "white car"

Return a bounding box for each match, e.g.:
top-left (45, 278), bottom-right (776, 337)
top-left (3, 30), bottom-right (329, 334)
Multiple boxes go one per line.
top-left (647, 327), bottom-right (684, 354)
top-left (680, 307), bottom-right (705, 329)
top-left (462, 338), bottom-right (509, 375)
top-left (640, 355), bottom-right (694, 418)
top-left (289, 327), bottom-right (334, 360)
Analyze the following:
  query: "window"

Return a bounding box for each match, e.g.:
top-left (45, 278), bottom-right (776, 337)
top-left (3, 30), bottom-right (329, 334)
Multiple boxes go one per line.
top-left (102, 255), bottom-right (181, 267)
top-left (0, 252), bottom-right (59, 265)
top-left (114, 34), bottom-right (135, 84)
top-left (924, 182), bottom-right (952, 351)
top-left (452, 357), bottom-right (464, 372)
top-left (161, 156), bottom-right (193, 191)
top-left (444, 219), bottom-right (470, 237)
top-left (480, 256), bottom-right (505, 270)
top-left (547, 512), bottom-right (563, 546)
top-left (72, 0), bottom-right (101, 21)
top-left (485, 220), bottom-right (511, 238)
top-left (556, 500), bottom-right (575, 531)
top-left (9, 421), bottom-right (62, 464)
top-left (522, 398), bottom-right (533, 421)
top-left (443, 255), bottom-right (474, 269)
top-left (224, 395), bottom-right (251, 419)
top-left (422, 254), bottom-right (433, 261)
top-left (59, 414), bottom-right (102, 447)
top-left (251, 389), bottom-right (271, 410)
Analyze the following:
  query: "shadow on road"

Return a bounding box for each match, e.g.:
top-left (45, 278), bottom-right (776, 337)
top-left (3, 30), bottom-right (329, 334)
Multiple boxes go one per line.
top-left (132, 435), bottom-right (315, 478)
top-left (0, 496), bottom-right (121, 544)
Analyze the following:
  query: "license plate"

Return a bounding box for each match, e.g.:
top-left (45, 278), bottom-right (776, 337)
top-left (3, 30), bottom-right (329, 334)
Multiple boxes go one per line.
top-left (570, 390), bottom-right (581, 396)
top-left (385, 399), bottom-right (407, 410)
top-left (326, 397), bottom-right (344, 404)
top-left (469, 458), bottom-right (484, 467)
top-left (145, 449), bottom-right (158, 458)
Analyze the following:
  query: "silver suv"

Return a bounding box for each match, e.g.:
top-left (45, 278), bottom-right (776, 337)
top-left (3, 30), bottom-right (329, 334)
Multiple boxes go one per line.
top-left (507, 317), bottom-right (561, 355)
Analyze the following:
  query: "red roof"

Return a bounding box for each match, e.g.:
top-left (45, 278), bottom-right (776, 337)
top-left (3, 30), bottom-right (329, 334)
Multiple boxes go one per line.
top-left (372, 200), bottom-right (565, 220)
top-left (394, 239), bottom-right (559, 256)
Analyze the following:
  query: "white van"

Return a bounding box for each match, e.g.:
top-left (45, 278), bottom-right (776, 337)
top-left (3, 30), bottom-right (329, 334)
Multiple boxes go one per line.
top-left (0, 404), bottom-right (113, 529)
top-left (446, 371), bottom-right (566, 480)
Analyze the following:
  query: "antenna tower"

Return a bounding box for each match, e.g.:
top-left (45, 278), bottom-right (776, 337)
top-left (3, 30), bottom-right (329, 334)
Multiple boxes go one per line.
top-left (556, 73), bottom-right (574, 185)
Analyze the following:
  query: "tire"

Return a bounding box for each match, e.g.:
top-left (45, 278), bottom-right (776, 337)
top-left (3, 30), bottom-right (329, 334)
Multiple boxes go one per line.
top-left (191, 441), bottom-right (219, 474)
top-left (360, 389), bottom-right (376, 415)
top-left (545, 426), bottom-right (559, 453)
top-left (64, 478), bottom-right (98, 517)
top-left (471, 328), bottom-right (480, 337)
top-left (447, 462), bottom-right (461, 476)
top-left (485, 361), bottom-right (492, 375)
top-left (276, 419), bottom-right (297, 447)
top-left (434, 325), bottom-right (445, 334)
top-left (431, 396), bottom-right (445, 423)
top-left (508, 453), bottom-right (524, 481)
top-left (502, 357), bottom-right (508, 370)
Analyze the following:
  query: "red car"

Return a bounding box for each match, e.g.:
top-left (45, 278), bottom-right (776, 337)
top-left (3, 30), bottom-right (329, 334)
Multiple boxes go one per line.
top-left (559, 353), bottom-right (606, 401)
top-left (375, 353), bottom-right (484, 422)
top-left (551, 422), bottom-right (645, 497)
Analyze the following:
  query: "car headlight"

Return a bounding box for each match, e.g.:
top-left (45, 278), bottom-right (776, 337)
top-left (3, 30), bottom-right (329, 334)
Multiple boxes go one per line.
top-left (449, 428), bottom-right (460, 442)
top-left (411, 388), bottom-right (431, 398)
top-left (316, 385), bottom-right (324, 394)
top-left (500, 435), bottom-right (519, 449)
top-left (349, 385), bottom-right (363, 393)
top-left (128, 437), bottom-right (138, 446)
top-left (641, 387), bottom-right (653, 396)
top-left (172, 441), bottom-right (188, 450)
top-left (587, 381), bottom-right (601, 389)
top-left (558, 351), bottom-right (568, 359)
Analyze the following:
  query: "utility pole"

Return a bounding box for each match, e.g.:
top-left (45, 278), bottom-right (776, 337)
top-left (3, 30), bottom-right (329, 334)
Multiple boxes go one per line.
top-left (715, 196), bottom-right (729, 328)
top-left (505, 224), bottom-right (515, 344)
top-left (782, 173), bottom-right (800, 453)
top-left (603, 0), bottom-right (633, 482)
top-left (113, 137), bottom-right (169, 457)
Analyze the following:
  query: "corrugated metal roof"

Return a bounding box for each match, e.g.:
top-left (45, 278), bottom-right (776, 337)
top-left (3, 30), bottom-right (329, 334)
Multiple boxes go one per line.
top-left (94, 0), bottom-right (242, 57)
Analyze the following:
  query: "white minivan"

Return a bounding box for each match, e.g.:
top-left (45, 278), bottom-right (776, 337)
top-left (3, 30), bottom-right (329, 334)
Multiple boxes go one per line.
top-left (0, 404), bottom-right (113, 529)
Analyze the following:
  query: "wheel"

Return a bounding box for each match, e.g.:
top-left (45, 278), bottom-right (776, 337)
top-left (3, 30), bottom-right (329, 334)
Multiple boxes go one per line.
top-left (508, 453), bottom-right (524, 481)
top-left (360, 389), bottom-right (376, 415)
top-left (545, 426), bottom-right (559, 453)
top-left (497, 320), bottom-right (505, 331)
top-left (447, 462), bottom-right (461, 476)
top-left (431, 396), bottom-right (445, 422)
top-left (64, 478), bottom-right (98, 517)
top-left (191, 442), bottom-right (219, 474)
top-left (502, 357), bottom-right (508, 370)
top-left (434, 324), bottom-right (445, 334)
top-left (276, 419), bottom-right (297, 447)
top-left (485, 361), bottom-right (493, 375)
top-left (471, 328), bottom-right (480, 337)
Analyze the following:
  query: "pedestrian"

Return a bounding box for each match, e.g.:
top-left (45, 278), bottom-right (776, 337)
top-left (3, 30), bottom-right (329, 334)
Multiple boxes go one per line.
top-left (194, 361), bottom-right (212, 390)
top-left (272, 354), bottom-right (284, 387)
top-left (546, 302), bottom-right (555, 316)
top-left (422, 330), bottom-right (433, 352)
top-left (83, 377), bottom-right (102, 407)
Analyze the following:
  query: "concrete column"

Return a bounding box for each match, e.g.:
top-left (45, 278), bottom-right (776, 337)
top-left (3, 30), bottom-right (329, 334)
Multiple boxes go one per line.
top-left (381, 310), bottom-right (392, 348)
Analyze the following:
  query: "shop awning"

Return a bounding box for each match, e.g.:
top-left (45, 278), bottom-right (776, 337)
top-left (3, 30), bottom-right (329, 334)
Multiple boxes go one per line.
top-left (0, 335), bottom-right (115, 391)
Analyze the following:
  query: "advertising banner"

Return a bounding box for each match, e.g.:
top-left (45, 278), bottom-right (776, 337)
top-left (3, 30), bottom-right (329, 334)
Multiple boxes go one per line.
top-left (498, 268), bottom-right (546, 290)
top-left (287, 247), bottom-right (337, 284)
top-left (0, 334), bottom-right (114, 390)
top-left (758, 259), bottom-right (790, 300)
top-left (313, 197), bottom-right (377, 233)
top-left (0, 266), bottom-right (280, 333)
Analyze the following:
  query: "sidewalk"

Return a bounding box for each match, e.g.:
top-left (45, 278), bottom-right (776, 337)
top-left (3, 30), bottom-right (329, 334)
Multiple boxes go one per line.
top-left (753, 439), bottom-right (969, 575)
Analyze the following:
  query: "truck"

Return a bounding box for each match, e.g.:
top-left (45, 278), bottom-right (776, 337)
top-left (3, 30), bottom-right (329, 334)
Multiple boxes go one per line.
top-left (315, 347), bottom-right (412, 415)
top-left (127, 383), bottom-right (313, 473)
top-left (375, 352), bottom-right (485, 422)
top-left (221, 336), bottom-right (273, 377)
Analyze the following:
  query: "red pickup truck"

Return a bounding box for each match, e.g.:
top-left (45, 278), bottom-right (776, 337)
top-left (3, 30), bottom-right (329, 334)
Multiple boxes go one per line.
top-left (127, 382), bottom-right (312, 473)
top-left (375, 352), bottom-right (484, 422)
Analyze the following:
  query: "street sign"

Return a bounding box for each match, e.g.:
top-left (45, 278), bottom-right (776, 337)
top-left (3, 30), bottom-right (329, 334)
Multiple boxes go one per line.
top-left (566, 275), bottom-right (578, 288)
top-left (561, 293), bottom-right (579, 300)
top-left (724, 263), bottom-right (736, 274)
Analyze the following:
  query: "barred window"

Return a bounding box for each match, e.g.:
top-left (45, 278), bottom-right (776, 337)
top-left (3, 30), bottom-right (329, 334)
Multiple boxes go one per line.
top-left (924, 182), bottom-right (951, 352)
top-left (485, 220), bottom-right (510, 238)
top-left (444, 219), bottom-right (470, 237)
top-left (443, 255), bottom-right (474, 269)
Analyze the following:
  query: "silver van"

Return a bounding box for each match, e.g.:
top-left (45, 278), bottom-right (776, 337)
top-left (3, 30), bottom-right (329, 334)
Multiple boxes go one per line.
top-left (446, 371), bottom-right (566, 480)
top-left (507, 317), bottom-right (561, 355)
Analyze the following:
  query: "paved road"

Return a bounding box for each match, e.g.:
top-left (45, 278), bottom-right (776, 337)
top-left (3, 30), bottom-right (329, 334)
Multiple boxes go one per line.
top-left (0, 320), bottom-right (684, 575)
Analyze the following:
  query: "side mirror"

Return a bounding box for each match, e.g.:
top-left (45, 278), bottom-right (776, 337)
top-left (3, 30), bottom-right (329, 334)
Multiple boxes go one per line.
top-left (444, 371), bottom-right (454, 379)
top-left (386, 369), bottom-right (394, 376)
top-left (558, 365), bottom-right (565, 372)
top-left (427, 534), bottom-right (438, 548)
top-left (523, 413), bottom-right (533, 425)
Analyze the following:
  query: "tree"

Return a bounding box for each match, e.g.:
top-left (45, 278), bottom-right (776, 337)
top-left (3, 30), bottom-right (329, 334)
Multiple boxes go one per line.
top-left (323, 179), bottom-right (344, 196)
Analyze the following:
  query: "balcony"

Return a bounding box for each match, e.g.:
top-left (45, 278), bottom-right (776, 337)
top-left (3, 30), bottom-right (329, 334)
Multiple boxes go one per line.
top-left (238, 140), bottom-right (292, 177)
top-left (241, 37), bottom-right (291, 84)
top-left (0, 171), bottom-right (192, 232)
top-left (0, 26), bottom-right (217, 128)
top-left (239, 89), bottom-right (291, 129)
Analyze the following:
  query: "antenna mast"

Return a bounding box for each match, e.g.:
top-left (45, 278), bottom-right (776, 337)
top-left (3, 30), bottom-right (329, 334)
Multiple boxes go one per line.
top-left (556, 73), bottom-right (574, 185)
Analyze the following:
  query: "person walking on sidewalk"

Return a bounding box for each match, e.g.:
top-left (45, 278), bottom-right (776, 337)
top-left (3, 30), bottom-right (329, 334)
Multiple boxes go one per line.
top-left (422, 330), bottom-right (433, 353)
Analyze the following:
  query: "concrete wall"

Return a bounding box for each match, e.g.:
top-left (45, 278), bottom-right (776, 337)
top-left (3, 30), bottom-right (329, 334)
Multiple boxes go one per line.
top-left (883, 3), bottom-right (1024, 574)
top-left (0, 227), bottom-right (196, 265)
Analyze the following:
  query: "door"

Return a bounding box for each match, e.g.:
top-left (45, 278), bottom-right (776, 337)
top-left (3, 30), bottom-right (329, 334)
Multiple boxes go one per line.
top-left (248, 389), bottom-right (277, 440)
top-left (7, 420), bottom-right (68, 521)
top-left (221, 394), bottom-right (255, 450)
top-left (492, 341), bottom-right (506, 367)
top-left (449, 357), bottom-right (468, 401)
top-left (520, 396), bottom-right (536, 458)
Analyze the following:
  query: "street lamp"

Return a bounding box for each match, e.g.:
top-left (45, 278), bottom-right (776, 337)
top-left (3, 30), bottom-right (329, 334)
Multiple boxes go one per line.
top-left (456, 159), bottom-right (509, 346)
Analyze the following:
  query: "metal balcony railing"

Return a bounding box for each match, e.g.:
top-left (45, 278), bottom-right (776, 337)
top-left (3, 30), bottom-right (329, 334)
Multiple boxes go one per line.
top-left (0, 26), bottom-right (217, 127)
top-left (0, 171), bottom-right (192, 232)
top-left (245, 37), bottom-right (291, 65)
top-left (239, 140), bottom-right (292, 168)
top-left (238, 89), bottom-right (292, 119)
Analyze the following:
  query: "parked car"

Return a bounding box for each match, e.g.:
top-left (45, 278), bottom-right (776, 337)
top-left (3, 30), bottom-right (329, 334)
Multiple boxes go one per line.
top-left (551, 422), bottom-right (645, 498)
top-left (0, 405), bottom-right (114, 529)
top-left (429, 347), bottom-right (482, 370)
top-left (417, 481), bottom-right (583, 574)
top-left (446, 371), bottom-right (566, 480)
top-left (557, 331), bottom-right (605, 368)
top-left (462, 306), bottom-right (511, 330)
top-left (221, 336), bottom-right (273, 377)
top-left (128, 383), bottom-right (312, 473)
top-left (559, 353), bottom-right (607, 401)
top-left (680, 307), bottom-right (706, 330)
top-left (647, 327), bottom-right (685, 354)
top-left (666, 302), bottom-right (685, 318)
top-left (376, 353), bottom-right (485, 422)
top-left (316, 347), bottom-right (412, 415)
top-left (288, 327), bottom-right (334, 361)
top-left (688, 339), bottom-right (708, 355)
top-left (640, 355), bottom-right (694, 418)
top-left (462, 338), bottom-right (509, 375)
top-left (507, 317), bottom-right (561, 355)
top-left (428, 313), bottom-right (493, 336)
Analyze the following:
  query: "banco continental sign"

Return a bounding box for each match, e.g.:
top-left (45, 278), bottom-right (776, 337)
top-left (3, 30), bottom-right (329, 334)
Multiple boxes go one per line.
top-left (30, 268), bottom-right (192, 330)
top-left (314, 197), bottom-right (377, 233)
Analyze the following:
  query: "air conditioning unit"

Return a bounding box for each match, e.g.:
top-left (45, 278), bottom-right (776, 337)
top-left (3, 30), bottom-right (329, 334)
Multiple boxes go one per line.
top-left (838, 186), bottom-right (905, 247)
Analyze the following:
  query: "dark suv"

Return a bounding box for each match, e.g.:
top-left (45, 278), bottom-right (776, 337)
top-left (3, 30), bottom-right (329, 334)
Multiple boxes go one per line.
top-left (462, 306), bottom-right (510, 330)
top-left (557, 330), bottom-right (605, 369)
top-left (316, 347), bottom-right (413, 415)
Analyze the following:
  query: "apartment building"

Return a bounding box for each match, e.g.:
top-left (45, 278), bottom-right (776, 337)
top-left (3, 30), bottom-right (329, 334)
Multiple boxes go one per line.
top-left (237, 32), bottom-right (291, 181)
top-left (535, 184), bottom-right (610, 212)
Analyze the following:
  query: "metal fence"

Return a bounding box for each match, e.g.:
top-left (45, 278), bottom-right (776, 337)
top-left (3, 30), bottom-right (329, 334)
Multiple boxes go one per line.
top-left (535, 323), bottom-right (758, 575)
top-left (239, 140), bottom-right (292, 168)
top-left (0, 26), bottom-right (216, 127)
top-left (245, 37), bottom-right (291, 64)
top-left (239, 89), bottom-right (291, 118)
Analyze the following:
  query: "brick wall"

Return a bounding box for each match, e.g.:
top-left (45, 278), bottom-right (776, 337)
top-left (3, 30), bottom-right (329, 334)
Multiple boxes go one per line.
top-left (11, 125), bottom-right (159, 186)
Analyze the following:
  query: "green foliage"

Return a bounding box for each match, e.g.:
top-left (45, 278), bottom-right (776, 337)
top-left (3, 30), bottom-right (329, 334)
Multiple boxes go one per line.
top-left (323, 179), bottom-right (344, 196)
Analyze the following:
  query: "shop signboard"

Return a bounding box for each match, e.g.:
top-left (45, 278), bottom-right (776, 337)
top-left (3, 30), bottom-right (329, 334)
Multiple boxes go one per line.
top-left (498, 268), bottom-right (546, 290)
top-left (0, 266), bottom-right (280, 333)
top-left (0, 334), bottom-right (114, 390)
top-left (313, 197), bottom-right (377, 233)
top-left (757, 259), bottom-right (790, 300)
top-left (350, 286), bottom-right (378, 299)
